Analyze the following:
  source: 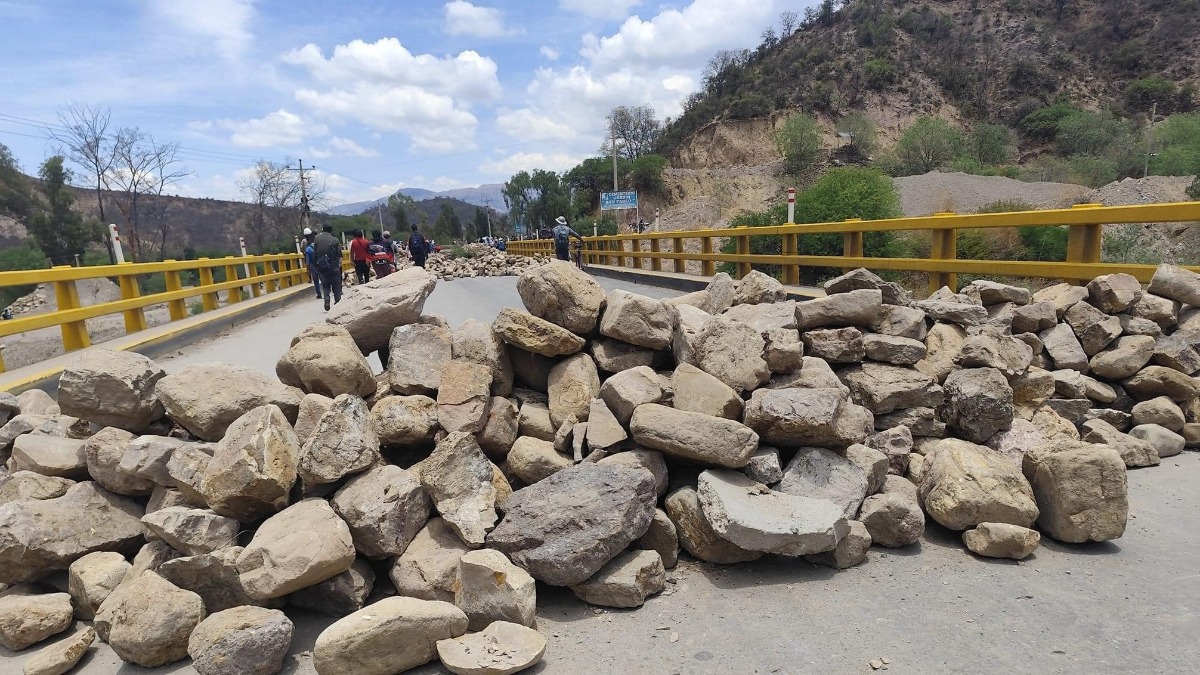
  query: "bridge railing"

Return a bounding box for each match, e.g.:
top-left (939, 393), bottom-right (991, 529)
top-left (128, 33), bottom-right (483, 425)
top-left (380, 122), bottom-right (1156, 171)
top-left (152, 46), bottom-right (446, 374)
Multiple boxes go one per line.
top-left (0, 253), bottom-right (324, 373)
top-left (507, 201), bottom-right (1200, 291)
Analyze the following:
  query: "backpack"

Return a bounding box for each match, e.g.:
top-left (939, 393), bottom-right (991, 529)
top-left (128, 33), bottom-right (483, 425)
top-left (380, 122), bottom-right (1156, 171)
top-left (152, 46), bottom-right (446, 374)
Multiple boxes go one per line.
top-left (409, 232), bottom-right (426, 255)
top-left (553, 225), bottom-right (570, 247)
top-left (313, 234), bottom-right (341, 276)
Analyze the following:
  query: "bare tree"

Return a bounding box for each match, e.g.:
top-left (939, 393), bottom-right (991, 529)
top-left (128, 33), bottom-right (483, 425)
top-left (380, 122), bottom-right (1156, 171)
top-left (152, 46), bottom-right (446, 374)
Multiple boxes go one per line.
top-left (600, 106), bottom-right (664, 160)
top-left (105, 128), bottom-right (190, 261)
top-left (779, 10), bottom-right (798, 34)
top-left (238, 160), bottom-right (327, 251)
top-left (50, 104), bottom-right (116, 236)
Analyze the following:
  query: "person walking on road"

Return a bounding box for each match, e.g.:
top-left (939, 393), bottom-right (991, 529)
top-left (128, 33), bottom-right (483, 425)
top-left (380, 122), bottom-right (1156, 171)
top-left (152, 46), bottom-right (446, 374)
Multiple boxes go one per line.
top-left (302, 227), bottom-right (320, 299)
top-left (349, 229), bottom-right (371, 284)
top-left (552, 215), bottom-right (583, 262)
top-left (408, 224), bottom-right (429, 268)
top-left (313, 224), bottom-right (343, 311)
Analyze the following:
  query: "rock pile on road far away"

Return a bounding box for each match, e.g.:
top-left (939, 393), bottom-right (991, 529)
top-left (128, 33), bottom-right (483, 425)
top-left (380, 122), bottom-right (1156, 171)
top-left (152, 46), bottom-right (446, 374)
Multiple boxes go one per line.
top-left (419, 243), bottom-right (550, 281)
top-left (2, 260), bottom-right (1200, 673)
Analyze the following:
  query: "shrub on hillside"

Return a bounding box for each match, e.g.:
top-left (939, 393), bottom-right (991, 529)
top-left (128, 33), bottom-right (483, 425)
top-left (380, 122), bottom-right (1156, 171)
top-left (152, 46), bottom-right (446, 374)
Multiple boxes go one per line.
top-left (1019, 102), bottom-right (1081, 141)
top-left (776, 113), bottom-right (823, 176)
top-left (1125, 77), bottom-right (1177, 114)
top-left (890, 117), bottom-right (967, 176)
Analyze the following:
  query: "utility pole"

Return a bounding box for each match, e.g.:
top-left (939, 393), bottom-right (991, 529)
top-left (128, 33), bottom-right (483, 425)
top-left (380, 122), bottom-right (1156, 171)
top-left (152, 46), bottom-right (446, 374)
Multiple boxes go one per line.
top-left (611, 118), bottom-right (619, 191)
top-left (287, 159), bottom-right (316, 231)
top-left (482, 197), bottom-right (495, 239)
top-left (377, 204), bottom-right (384, 228)
top-left (1143, 101), bottom-right (1157, 179)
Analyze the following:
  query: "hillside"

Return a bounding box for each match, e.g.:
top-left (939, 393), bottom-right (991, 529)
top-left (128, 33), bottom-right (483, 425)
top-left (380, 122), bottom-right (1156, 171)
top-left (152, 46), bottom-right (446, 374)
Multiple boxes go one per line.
top-left (328, 183), bottom-right (505, 217)
top-left (660, 0), bottom-right (1199, 157)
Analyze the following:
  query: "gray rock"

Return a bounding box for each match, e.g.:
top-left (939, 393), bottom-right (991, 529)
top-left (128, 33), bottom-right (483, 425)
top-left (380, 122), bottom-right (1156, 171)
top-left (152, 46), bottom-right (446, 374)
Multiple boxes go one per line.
top-left (777, 447), bottom-right (868, 520)
top-left (436, 621), bottom-right (545, 675)
top-left (870, 425), bottom-right (914, 475)
top-left (570, 549), bottom-right (665, 608)
top-left (669, 303), bottom-right (713, 366)
top-left (874, 407), bottom-right (946, 438)
top-left (638, 509), bottom-right (678, 569)
top-left (795, 289), bottom-right (882, 330)
top-left (418, 432), bottom-right (497, 547)
top-left (9, 435), bottom-right (87, 480)
top-left (371, 395), bottom-right (439, 447)
top-left (744, 387), bottom-right (864, 448)
top-left (1031, 283), bottom-right (1089, 318)
top-left (1081, 419), bottom-right (1159, 468)
top-left (764, 327), bottom-right (805, 373)
top-left (863, 334), bottom-right (926, 365)
top-left (517, 260), bottom-right (606, 334)
top-left (1147, 263), bottom-right (1200, 307)
top-left (58, 349), bottom-right (165, 431)
top-left (743, 446), bottom-right (783, 485)
top-left (277, 323), bottom-right (376, 399)
top-left (1152, 333), bottom-right (1200, 374)
top-left (590, 337), bottom-right (660, 373)
top-left (599, 289), bottom-right (673, 349)
top-left (1123, 365), bottom-right (1200, 402)
top-left (0, 471), bottom-right (73, 503)
top-left (962, 522), bottom-right (1041, 560)
top-left (388, 323), bottom-right (453, 395)
top-left (1089, 335), bottom-right (1156, 380)
top-left (293, 393), bottom-right (333, 445)
top-left (1010, 301), bottom-right (1058, 334)
top-left (957, 331), bottom-right (1033, 379)
top-left (824, 268), bottom-right (912, 306)
top-left (722, 301), bottom-right (798, 334)
top-left (297, 394), bottom-right (379, 491)
top-left (0, 482), bottom-right (143, 584)
top-left (692, 317), bottom-right (770, 391)
top-left (331, 465), bottom-right (431, 559)
top-left (188, 606), bottom-right (294, 675)
top-left (200, 404), bottom-right (299, 522)
top-left (141, 507), bottom-right (239, 555)
top-left (1128, 423), bottom-right (1185, 458)
top-left (478, 397), bottom-right (520, 459)
top-left (859, 490), bottom-right (926, 547)
top-left (805, 520), bottom-right (871, 568)
top-left (492, 307), bottom-right (586, 357)
top-left (670, 363), bottom-right (741, 419)
top-left (664, 486), bottom-right (761, 564)
top-left (840, 362), bottom-right (943, 415)
top-left (871, 304), bottom-right (927, 340)
top-left (1039, 323), bottom-right (1089, 372)
top-left (486, 463), bottom-right (656, 585)
top-left (915, 322), bottom-right (967, 383)
top-left (1087, 273), bottom-right (1143, 313)
top-left (1129, 292), bottom-right (1179, 328)
top-left (697, 469), bottom-right (848, 556)
top-left (155, 364), bottom-right (301, 442)
top-left (598, 365), bottom-right (665, 425)
top-left (843, 444), bottom-right (888, 495)
top-left (453, 319), bottom-right (515, 397)
top-left (325, 267), bottom-right (436, 353)
top-left (943, 367), bottom-right (1013, 443)
top-left (585, 398), bottom-right (627, 452)
top-left (289, 558), bottom-right (375, 616)
top-left (735, 269), bottom-right (787, 305)
top-left (801, 326), bottom-right (865, 363)
top-left (916, 299), bottom-right (989, 326)
top-left (236, 499), bottom-right (356, 600)
top-left (157, 547), bottom-right (262, 614)
top-left (630, 404), bottom-right (758, 468)
top-left (596, 449), bottom-right (669, 497)
top-left (969, 280), bottom-right (1031, 305)
top-left (1064, 301), bottom-right (1122, 356)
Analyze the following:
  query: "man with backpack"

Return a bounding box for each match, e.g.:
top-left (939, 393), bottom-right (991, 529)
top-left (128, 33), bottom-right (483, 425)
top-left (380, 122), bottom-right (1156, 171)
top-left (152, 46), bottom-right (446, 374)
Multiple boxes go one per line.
top-left (408, 224), bottom-right (429, 268)
top-left (313, 224), bottom-right (343, 311)
top-left (552, 215), bottom-right (583, 262)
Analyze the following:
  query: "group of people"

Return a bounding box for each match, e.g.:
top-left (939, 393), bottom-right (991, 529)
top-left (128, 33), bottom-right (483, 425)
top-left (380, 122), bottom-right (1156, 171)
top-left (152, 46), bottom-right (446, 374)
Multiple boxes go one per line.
top-left (301, 224), bottom-right (438, 311)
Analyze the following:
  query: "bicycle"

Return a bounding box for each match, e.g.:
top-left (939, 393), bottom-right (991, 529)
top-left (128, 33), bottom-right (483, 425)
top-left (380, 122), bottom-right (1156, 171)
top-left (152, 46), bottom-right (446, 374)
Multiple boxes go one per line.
top-left (570, 241), bottom-right (586, 271)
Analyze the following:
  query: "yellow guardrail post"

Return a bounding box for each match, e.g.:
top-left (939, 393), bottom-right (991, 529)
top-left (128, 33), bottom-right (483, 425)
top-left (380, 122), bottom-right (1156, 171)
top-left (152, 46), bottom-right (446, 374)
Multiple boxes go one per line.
top-left (280, 258), bottom-right (294, 289)
top-left (162, 264), bottom-right (188, 320)
top-left (928, 213), bottom-right (959, 294)
top-left (249, 261), bottom-right (263, 298)
top-left (224, 259), bottom-right (243, 304)
top-left (843, 219), bottom-right (864, 274)
top-left (734, 229), bottom-right (751, 279)
top-left (52, 272), bottom-right (90, 351)
top-left (701, 237), bottom-right (714, 277)
top-left (117, 267), bottom-right (148, 334)
top-left (198, 260), bottom-right (219, 312)
top-left (649, 239), bottom-right (661, 271)
top-left (782, 233), bottom-right (799, 285)
top-left (670, 237), bottom-right (682, 274)
top-left (0, 345), bottom-right (6, 374)
top-left (1066, 203), bottom-right (1104, 283)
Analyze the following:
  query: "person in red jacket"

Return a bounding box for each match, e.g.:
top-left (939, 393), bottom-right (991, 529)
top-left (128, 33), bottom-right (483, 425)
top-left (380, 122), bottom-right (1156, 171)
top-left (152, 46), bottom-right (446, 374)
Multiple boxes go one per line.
top-left (349, 229), bottom-right (371, 284)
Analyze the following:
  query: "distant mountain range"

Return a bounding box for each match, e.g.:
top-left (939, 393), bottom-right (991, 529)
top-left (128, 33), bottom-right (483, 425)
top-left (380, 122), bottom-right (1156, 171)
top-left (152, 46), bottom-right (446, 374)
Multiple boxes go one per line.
top-left (327, 183), bottom-right (506, 216)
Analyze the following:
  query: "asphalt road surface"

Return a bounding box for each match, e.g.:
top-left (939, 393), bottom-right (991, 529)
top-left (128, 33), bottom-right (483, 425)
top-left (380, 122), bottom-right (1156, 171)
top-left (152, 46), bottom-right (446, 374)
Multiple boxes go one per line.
top-left (3, 275), bottom-right (1197, 674)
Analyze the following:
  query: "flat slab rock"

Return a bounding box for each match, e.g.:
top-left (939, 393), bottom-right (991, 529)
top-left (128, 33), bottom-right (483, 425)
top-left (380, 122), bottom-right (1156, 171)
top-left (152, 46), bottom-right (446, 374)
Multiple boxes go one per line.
top-left (486, 463), bottom-right (657, 586)
top-left (436, 620), bottom-right (547, 675)
top-left (697, 469), bottom-right (848, 557)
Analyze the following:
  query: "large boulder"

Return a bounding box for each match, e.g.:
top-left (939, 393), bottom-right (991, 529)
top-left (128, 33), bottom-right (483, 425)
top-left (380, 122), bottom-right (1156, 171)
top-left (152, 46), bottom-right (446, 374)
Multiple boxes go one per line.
top-left (697, 469), bottom-right (848, 556)
top-left (236, 498), bottom-right (356, 600)
top-left (187, 606), bottom-right (295, 675)
top-left (0, 482), bottom-right (144, 584)
top-left (419, 432), bottom-right (498, 547)
top-left (0, 591), bottom-right (73, 651)
top-left (437, 361), bottom-right (493, 433)
top-left (455, 548), bottom-right (536, 631)
top-left (200, 405), bottom-right (299, 522)
top-left (505, 436), bottom-right (572, 484)
top-left (9, 435), bottom-right (88, 480)
top-left (824, 267), bottom-right (912, 306)
top-left (1089, 335), bottom-right (1155, 380)
top-left (744, 387), bottom-right (867, 448)
top-left (1122, 365), bottom-right (1200, 402)
top-left (664, 486), bottom-right (762, 564)
top-left (858, 490), bottom-right (925, 548)
top-left (157, 547), bottom-right (262, 615)
top-left (1147, 264), bottom-right (1200, 307)
top-left (313, 597), bottom-right (468, 675)
top-left (1087, 273), bottom-right (1142, 313)
top-left (82, 427), bottom-right (150, 496)
top-left (492, 308), bottom-right (586, 357)
top-left (276, 323), bottom-right (376, 398)
top-left (331, 464), bottom-right (431, 559)
top-left (67, 551), bottom-right (130, 619)
top-left (57, 349), bottom-right (165, 431)
top-left (141, 507), bottom-right (239, 555)
top-left (486, 463), bottom-right (656, 586)
top-left (598, 365), bottom-right (665, 425)
top-left (734, 269), bottom-right (787, 304)
top-left (516, 261), bottom-right (606, 334)
top-left (919, 439), bottom-right (1039, 531)
top-left (599, 289), bottom-right (673, 349)
top-left (0, 470), bottom-right (73, 503)
top-left (795, 289), bottom-right (882, 330)
top-left (389, 518), bottom-right (472, 603)
top-left (387, 323), bottom-right (453, 395)
top-left (840, 362), bottom-right (944, 415)
top-left (801, 327), bottom-right (866, 363)
top-left (106, 571), bottom-right (205, 667)
top-left (298, 394), bottom-right (379, 491)
top-left (777, 447), bottom-right (869, 520)
top-left (547, 353), bottom-right (600, 428)
top-left (671, 362), bottom-right (742, 419)
top-left (1023, 441), bottom-right (1128, 543)
top-left (453, 318), bottom-right (515, 396)
top-left (629, 403), bottom-right (758, 468)
top-left (942, 367), bottom-right (1013, 443)
top-left (289, 558), bottom-right (375, 617)
top-left (371, 395), bottom-right (439, 446)
top-left (326, 267), bottom-right (437, 352)
top-left (156, 364), bottom-right (301, 441)
top-left (1080, 419), bottom-right (1160, 468)
top-left (691, 316), bottom-right (770, 391)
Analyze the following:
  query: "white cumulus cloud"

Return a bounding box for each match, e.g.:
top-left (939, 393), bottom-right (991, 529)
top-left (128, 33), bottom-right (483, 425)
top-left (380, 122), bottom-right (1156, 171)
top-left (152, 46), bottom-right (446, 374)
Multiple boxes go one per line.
top-left (147, 0), bottom-right (256, 60)
top-left (444, 1), bottom-right (514, 38)
top-left (480, 151), bottom-right (587, 178)
top-left (539, 46), bottom-right (560, 61)
top-left (191, 109), bottom-right (328, 148)
top-left (559, 0), bottom-right (641, 20)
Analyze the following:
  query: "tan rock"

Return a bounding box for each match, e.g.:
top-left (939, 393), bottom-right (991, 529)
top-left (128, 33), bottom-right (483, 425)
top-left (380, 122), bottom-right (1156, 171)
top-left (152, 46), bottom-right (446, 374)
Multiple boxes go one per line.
top-left (187, 606), bottom-right (294, 675)
top-left (389, 517), bottom-right (472, 602)
top-left (547, 353), bottom-right (600, 428)
top-left (438, 361), bottom-right (493, 433)
top-left (313, 596), bottom-right (468, 675)
top-left (156, 363), bottom-right (301, 442)
top-left (492, 308), bottom-right (586, 357)
top-left (277, 323), bottom-right (376, 398)
top-left (919, 439), bottom-right (1039, 531)
top-left (436, 621), bottom-right (546, 675)
top-left (387, 323), bottom-right (453, 395)
top-left (106, 571), bottom-right (205, 667)
top-left (236, 499), bottom-right (356, 600)
top-left (516, 260), bottom-right (606, 334)
top-left (325, 267), bottom-right (437, 353)
top-left (455, 549), bottom-right (536, 631)
top-left (630, 403), bottom-right (758, 468)
top-left (200, 404), bottom-right (299, 522)
top-left (0, 592), bottom-right (72, 651)
top-left (293, 393), bottom-right (333, 445)
top-left (570, 549), bottom-right (665, 608)
top-left (664, 486), bottom-right (761, 564)
top-left (419, 432), bottom-right (498, 547)
top-left (1023, 441), bottom-right (1128, 543)
top-left (57, 349), bottom-right (165, 431)
top-left (371, 395), bottom-right (438, 446)
top-left (599, 289), bottom-right (672, 349)
top-left (20, 625), bottom-right (94, 675)
top-left (962, 522), bottom-right (1040, 559)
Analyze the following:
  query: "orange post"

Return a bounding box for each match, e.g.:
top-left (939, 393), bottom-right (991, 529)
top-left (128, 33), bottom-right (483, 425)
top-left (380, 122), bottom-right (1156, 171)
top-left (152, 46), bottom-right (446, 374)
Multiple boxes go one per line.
top-left (928, 229), bottom-right (958, 295)
top-left (735, 231), bottom-right (751, 279)
top-left (650, 238), bottom-right (661, 272)
top-left (225, 262), bottom-right (244, 304)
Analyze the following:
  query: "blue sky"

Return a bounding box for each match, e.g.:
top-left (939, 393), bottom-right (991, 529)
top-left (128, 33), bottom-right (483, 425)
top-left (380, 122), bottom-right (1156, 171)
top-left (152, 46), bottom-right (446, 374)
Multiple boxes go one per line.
top-left (0, 0), bottom-right (815, 207)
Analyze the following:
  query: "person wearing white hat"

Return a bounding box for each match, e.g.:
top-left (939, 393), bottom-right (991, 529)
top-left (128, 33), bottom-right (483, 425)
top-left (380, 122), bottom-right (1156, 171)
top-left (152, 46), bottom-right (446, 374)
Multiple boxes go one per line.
top-left (302, 227), bottom-right (319, 298)
top-left (551, 215), bottom-right (582, 261)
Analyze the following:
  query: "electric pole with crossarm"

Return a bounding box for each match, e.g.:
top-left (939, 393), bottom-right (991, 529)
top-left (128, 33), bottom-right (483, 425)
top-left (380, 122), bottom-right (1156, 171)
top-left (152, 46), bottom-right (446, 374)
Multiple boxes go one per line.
top-left (287, 159), bottom-right (316, 231)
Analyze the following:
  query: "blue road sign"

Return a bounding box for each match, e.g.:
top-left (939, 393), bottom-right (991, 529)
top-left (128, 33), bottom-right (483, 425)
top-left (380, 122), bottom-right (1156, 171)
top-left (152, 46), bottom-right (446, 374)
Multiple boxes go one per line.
top-left (600, 191), bottom-right (638, 210)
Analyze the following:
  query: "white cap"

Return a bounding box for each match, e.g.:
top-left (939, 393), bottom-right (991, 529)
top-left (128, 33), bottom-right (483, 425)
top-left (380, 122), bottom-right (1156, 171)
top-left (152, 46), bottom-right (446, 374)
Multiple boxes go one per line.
top-left (555, 216), bottom-right (567, 225)
top-left (302, 227), bottom-right (313, 235)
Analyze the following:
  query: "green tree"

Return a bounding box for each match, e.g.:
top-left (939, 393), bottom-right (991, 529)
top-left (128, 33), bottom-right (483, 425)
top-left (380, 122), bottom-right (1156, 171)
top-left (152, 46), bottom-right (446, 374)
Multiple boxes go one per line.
top-left (1125, 77), bottom-right (1177, 114)
top-left (472, 207), bottom-right (489, 240)
top-left (1054, 110), bottom-right (1133, 156)
top-left (837, 112), bottom-right (877, 160)
top-left (1152, 113), bottom-right (1200, 176)
top-left (0, 242), bottom-right (48, 307)
top-left (433, 203), bottom-right (464, 241)
top-left (968, 123), bottom-right (1013, 166)
top-left (892, 117), bottom-right (966, 175)
top-left (630, 154), bottom-right (667, 196)
top-left (1018, 102), bottom-right (1081, 141)
top-left (502, 169), bottom-right (571, 236)
top-left (776, 113), bottom-right (823, 175)
top-left (388, 193), bottom-right (412, 232)
top-left (0, 142), bottom-right (34, 221)
top-left (564, 157), bottom-right (626, 216)
top-left (27, 156), bottom-right (103, 265)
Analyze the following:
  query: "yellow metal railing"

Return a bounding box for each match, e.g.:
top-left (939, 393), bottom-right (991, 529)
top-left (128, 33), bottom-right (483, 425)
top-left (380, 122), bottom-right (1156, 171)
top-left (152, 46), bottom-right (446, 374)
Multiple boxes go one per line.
top-left (508, 202), bottom-right (1200, 291)
top-left (0, 252), bottom-right (333, 373)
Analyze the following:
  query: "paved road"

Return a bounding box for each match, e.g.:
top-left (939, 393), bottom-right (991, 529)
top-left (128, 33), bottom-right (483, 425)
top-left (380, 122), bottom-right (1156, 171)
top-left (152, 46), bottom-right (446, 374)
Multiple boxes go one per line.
top-left (159, 275), bottom-right (681, 375)
top-left (4, 275), bottom-right (1198, 674)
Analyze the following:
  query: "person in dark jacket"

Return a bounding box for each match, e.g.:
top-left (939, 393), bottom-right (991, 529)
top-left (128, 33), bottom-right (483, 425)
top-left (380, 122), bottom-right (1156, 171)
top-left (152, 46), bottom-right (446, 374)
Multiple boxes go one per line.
top-left (408, 224), bottom-right (428, 268)
top-left (312, 224), bottom-right (343, 311)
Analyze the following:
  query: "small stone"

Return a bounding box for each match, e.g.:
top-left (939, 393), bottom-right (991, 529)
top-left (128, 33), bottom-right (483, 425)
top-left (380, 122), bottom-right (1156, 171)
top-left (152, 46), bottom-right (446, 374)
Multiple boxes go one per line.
top-left (805, 520), bottom-right (871, 568)
top-left (436, 621), bottom-right (546, 675)
top-left (570, 549), bottom-right (665, 608)
top-left (20, 625), bottom-right (95, 675)
top-left (962, 523), bottom-right (1040, 560)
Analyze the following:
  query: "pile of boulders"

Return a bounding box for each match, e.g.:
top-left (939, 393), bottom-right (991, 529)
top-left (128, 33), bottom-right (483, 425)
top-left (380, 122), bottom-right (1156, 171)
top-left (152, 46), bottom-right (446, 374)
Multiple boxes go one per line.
top-left (1, 260), bottom-right (1198, 674)
top-left (420, 243), bottom-right (550, 281)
